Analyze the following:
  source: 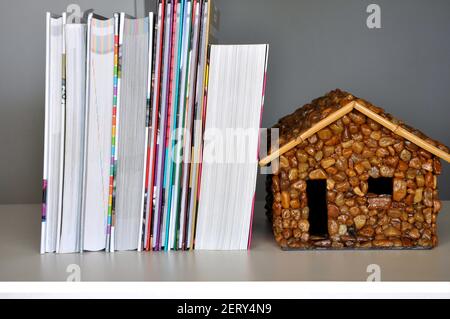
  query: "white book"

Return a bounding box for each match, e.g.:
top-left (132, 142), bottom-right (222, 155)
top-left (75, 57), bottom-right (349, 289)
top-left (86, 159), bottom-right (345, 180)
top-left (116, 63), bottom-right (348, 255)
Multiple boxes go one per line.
top-left (81, 14), bottom-right (115, 252)
top-left (195, 44), bottom-right (269, 250)
top-left (114, 14), bottom-right (151, 251)
top-left (55, 13), bottom-right (67, 254)
top-left (41, 12), bottom-right (65, 254)
top-left (58, 23), bottom-right (87, 253)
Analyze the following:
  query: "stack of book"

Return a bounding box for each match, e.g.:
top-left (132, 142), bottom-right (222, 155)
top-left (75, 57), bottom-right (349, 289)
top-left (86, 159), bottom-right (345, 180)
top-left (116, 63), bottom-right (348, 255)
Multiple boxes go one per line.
top-left (41, 0), bottom-right (269, 253)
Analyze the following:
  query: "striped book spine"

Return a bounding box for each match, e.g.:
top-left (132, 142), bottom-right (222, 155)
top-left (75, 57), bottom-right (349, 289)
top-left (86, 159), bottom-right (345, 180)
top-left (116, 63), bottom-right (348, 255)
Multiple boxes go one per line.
top-left (106, 14), bottom-right (120, 252)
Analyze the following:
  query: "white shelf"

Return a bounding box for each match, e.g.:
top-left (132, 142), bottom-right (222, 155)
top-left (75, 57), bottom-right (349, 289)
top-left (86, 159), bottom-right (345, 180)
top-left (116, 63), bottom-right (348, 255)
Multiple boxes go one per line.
top-left (1, 202), bottom-right (449, 281)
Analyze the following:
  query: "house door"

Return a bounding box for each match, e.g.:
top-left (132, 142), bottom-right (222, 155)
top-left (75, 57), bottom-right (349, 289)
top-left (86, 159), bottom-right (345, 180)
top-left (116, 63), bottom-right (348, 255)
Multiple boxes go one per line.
top-left (306, 179), bottom-right (328, 237)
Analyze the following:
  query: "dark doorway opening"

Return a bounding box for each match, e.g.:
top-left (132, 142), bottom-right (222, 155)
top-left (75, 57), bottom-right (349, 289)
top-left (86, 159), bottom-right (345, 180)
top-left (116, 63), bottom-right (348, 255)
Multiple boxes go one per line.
top-left (306, 179), bottom-right (328, 236)
top-left (368, 177), bottom-right (393, 195)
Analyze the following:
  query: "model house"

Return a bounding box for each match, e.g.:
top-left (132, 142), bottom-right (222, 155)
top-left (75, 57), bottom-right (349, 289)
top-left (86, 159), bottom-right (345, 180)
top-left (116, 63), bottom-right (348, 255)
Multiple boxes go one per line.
top-left (260, 89), bottom-right (450, 249)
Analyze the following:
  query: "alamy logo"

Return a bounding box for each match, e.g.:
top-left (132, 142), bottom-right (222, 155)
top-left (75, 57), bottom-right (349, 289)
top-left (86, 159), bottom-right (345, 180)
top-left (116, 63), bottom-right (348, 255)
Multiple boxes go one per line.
top-left (366, 4), bottom-right (382, 29)
top-left (366, 264), bottom-right (381, 281)
top-left (66, 264), bottom-right (81, 281)
top-left (66, 4), bottom-right (82, 23)
top-left (66, 4), bottom-right (94, 23)
top-left (167, 125), bottom-right (279, 173)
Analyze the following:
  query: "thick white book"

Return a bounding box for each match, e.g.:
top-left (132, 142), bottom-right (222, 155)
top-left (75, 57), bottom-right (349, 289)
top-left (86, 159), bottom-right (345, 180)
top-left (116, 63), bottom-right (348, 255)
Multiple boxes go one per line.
top-left (114, 14), bottom-right (152, 251)
top-left (81, 14), bottom-right (115, 252)
top-left (41, 12), bottom-right (65, 254)
top-left (195, 44), bottom-right (269, 250)
top-left (58, 23), bottom-right (87, 253)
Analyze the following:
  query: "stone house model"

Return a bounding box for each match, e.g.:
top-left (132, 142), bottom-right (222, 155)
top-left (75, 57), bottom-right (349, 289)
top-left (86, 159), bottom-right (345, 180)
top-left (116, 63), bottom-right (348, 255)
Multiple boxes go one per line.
top-left (260, 89), bottom-right (450, 249)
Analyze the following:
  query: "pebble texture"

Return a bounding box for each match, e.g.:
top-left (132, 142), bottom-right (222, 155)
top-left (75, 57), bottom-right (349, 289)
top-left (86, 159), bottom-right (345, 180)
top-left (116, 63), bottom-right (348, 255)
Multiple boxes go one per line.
top-left (267, 89), bottom-right (449, 249)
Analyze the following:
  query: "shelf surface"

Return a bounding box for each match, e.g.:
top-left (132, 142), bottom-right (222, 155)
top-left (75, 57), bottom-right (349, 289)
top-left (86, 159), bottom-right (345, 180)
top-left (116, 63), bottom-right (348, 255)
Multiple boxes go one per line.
top-left (0, 202), bottom-right (449, 281)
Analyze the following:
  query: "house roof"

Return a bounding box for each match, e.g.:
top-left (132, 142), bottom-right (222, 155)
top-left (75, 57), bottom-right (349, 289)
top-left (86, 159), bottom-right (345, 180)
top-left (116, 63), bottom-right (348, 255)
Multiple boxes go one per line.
top-left (259, 89), bottom-right (450, 166)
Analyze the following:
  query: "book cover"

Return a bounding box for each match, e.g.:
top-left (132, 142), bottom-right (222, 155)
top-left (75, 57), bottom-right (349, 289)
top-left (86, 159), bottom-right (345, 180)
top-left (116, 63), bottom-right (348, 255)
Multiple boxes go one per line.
top-left (42, 12), bottom-right (64, 254)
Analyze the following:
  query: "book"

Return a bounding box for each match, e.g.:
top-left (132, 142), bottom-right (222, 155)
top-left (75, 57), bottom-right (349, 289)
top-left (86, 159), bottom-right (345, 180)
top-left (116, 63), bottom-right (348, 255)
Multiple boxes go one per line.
top-left (176, 0), bottom-right (201, 250)
top-left (152, 1), bottom-right (174, 251)
top-left (58, 22), bottom-right (87, 253)
top-left (166, 0), bottom-right (193, 250)
top-left (114, 14), bottom-right (153, 251)
top-left (160, 0), bottom-right (181, 251)
top-left (55, 12), bottom-right (67, 253)
top-left (145, 0), bottom-right (166, 251)
top-left (81, 14), bottom-right (115, 252)
top-left (159, 0), bottom-right (180, 250)
top-left (41, 12), bottom-right (65, 254)
top-left (106, 13), bottom-right (121, 252)
top-left (139, 12), bottom-right (156, 252)
top-left (41, 2), bottom-right (269, 254)
top-left (143, 0), bottom-right (217, 251)
top-left (194, 44), bottom-right (269, 250)
top-left (186, 0), bottom-right (216, 250)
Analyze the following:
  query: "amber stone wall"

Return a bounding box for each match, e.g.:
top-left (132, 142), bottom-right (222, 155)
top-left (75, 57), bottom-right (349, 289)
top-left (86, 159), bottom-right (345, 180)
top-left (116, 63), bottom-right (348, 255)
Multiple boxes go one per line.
top-left (270, 110), bottom-right (442, 249)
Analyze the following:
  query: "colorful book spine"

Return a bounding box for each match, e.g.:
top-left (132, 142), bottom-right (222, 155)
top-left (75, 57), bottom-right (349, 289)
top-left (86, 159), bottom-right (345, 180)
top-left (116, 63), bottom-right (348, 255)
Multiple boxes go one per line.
top-left (161, 0), bottom-right (180, 250)
top-left (185, 0), bottom-right (206, 249)
top-left (189, 0), bottom-right (212, 249)
top-left (146, 0), bottom-right (166, 251)
top-left (164, 0), bottom-right (177, 248)
top-left (162, 0), bottom-right (177, 250)
top-left (154, 1), bottom-right (174, 250)
top-left (171, 0), bottom-right (193, 250)
top-left (164, 0), bottom-right (189, 250)
top-left (179, 0), bottom-right (201, 250)
top-left (106, 13), bottom-right (120, 252)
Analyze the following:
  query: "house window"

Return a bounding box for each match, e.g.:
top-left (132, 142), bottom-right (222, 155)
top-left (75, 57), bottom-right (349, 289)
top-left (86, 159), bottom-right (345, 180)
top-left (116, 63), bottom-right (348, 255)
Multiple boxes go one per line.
top-left (368, 177), bottom-right (393, 195)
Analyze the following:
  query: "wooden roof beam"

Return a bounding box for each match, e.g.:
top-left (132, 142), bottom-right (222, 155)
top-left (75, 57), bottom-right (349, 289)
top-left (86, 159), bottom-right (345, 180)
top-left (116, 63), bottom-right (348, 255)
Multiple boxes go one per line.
top-left (259, 101), bottom-right (355, 166)
top-left (259, 100), bottom-right (450, 166)
top-left (354, 101), bottom-right (450, 163)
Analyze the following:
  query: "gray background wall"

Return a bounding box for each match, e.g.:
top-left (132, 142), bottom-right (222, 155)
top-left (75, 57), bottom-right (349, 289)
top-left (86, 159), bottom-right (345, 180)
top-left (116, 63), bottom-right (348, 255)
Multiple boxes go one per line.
top-left (0, 0), bottom-right (449, 204)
